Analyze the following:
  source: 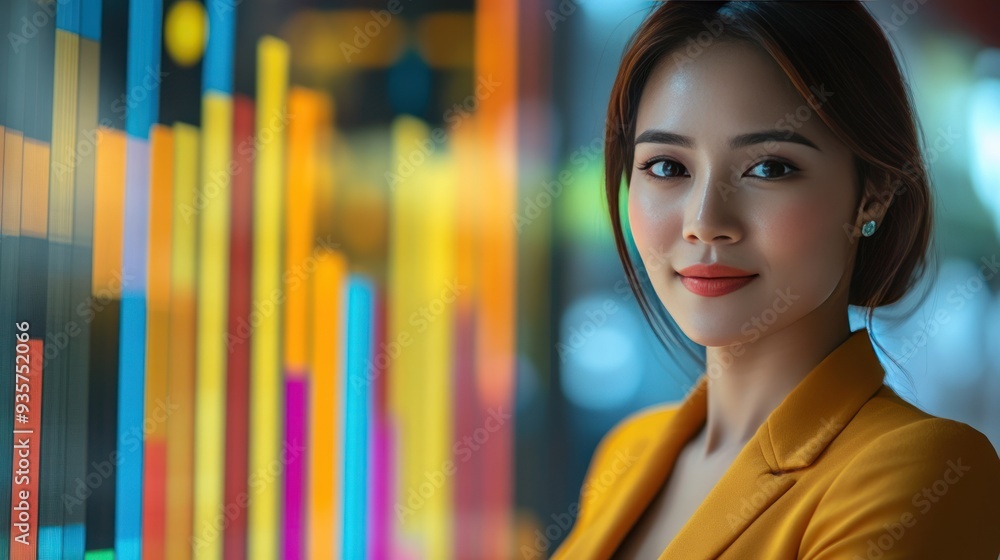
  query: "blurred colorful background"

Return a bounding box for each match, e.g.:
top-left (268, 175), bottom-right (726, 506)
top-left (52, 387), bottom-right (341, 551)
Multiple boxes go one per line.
top-left (0, 0), bottom-right (998, 558)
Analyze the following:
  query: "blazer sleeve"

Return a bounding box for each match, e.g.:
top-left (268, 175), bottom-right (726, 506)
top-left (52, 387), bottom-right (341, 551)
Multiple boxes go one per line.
top-left (799, 418), bottom-right (1000, 560)
top-left (567, 413), bottom-right (639, 528)
top-left (553, 406), bottom-right (667, 556)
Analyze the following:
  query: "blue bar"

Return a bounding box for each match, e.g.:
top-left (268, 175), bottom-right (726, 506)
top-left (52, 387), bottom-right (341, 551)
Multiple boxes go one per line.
top-left (115, 133), bottom-right (153, 558)
top-left (343, 277), bottom-right (374, 559)
top-left (202, 0), bottom-right (236, 94)
top-left (56, 0), bottom-right (81, 34)
top-left (116, 295), bottom-right (146, 560)
top-left (124, 0), bottom-right (162, 139)
top-left (62, 523), bottom-right (85, 560)
top-left (81, 0), bottom-right (103, 41)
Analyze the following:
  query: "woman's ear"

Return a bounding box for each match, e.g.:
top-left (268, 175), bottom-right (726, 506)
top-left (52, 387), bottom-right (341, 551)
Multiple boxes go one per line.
top-left (848, 176), bottom-right (896, 243)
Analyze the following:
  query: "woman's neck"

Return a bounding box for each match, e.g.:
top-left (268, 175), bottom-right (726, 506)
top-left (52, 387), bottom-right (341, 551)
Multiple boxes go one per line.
top-left (698, 295), bottom-right (854, 459)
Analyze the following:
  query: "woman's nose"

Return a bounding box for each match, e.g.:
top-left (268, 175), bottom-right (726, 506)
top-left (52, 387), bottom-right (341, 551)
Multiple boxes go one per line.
top-left (682, 169), bottom-right (742, 245)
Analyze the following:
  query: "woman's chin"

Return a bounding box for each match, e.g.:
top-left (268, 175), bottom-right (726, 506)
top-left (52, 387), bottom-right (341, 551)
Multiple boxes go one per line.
top-left (674, 319), bottom-right (753, 349)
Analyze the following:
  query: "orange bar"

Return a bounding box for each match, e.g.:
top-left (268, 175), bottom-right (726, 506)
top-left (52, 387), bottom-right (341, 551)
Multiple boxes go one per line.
top-left (92, 128), bottom-right (127, 296)
top-left (0, 126), bottom-right (5, 231)
top-left (474, 0), bottom-right (518, 557)
top-left (165, 123), bottom-right (200, 560)
top-left (2, 130), bottom-right (24, 238)
top-left (142, 124), bottom-right (174, 560)
top-left (21, 139), bottom-right (50, 238)
top-left (283, 88), bottom-right (330, 371)
top-left (308, 249), bottom-right (348, 560)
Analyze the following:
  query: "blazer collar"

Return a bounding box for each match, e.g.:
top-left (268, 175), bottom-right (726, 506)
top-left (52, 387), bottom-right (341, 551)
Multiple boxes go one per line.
top-left (570, 328), bottom-right (886, 559)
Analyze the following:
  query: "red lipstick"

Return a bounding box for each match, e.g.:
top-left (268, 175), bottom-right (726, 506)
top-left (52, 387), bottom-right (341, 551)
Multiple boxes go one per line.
top-left (675, 263), bottom-right (758, 297)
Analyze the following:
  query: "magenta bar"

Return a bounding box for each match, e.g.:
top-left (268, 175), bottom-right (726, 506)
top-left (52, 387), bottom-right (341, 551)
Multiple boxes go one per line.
top-left (283, 374), bottom-right (309, 559)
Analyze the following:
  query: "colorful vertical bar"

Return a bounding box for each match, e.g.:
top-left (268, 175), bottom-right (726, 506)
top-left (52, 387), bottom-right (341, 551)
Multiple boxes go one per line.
top-left (165, 123), bottom-right (199, 560)
top-left (343, 277), bottom-right (374, 559)
top-left (116, 1), bottom-right (163, 557)
top-left (248, 35), bottom-right (289, 560)
top-left (63, 0), bottom-right (102, 553)
top-left (87, 126), bottom-right (126, 557)
top-left (223, 95), bottom-right (254, 560)
top-left (40, 0), bottom-right (79, 554)
top-left (193, 1), bottom-right (236, 558)
top-left (474, 0), bottom-right (519, 555)
top-left (142, 124), bottom-right (174, 560)
top-left (282, 87), bottom-right (328, 560)
top-left (308, 249), bottom-right (348, 560)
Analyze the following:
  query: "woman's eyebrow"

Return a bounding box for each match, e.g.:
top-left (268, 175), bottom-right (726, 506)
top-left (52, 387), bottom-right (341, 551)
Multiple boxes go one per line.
top-left (730, 130), bottom-right (821, 151)
top-left (634, 129), bottom-right (821, 151)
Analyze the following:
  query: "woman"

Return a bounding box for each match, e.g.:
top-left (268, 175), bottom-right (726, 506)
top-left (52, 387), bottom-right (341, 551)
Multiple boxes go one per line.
top-left (552, 2), bottom-right (1000, 559)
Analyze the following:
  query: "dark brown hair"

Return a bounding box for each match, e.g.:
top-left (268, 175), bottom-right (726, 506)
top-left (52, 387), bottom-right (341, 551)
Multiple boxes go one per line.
top-left (605, 1), bottom-right (935, 380)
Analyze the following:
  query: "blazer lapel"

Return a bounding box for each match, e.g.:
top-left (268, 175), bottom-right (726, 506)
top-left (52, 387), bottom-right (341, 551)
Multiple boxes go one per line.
top-left (559, 329), bottom-right (886, 560)
top-left (661, 328), bottom-right (886, 559)
top-left (659, 405), bottom-right (798, 559)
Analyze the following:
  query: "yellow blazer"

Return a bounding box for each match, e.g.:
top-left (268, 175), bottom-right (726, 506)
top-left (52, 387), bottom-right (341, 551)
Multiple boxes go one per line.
top-left (552, 329), bottom-right (1000, 559)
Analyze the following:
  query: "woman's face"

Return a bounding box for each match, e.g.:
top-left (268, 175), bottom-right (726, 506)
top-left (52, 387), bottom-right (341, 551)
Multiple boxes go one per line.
top-left (628, 40), bottom-right (860, 348)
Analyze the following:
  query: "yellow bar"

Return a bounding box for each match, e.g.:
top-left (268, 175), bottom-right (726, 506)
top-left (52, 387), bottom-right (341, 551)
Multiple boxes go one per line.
top-left (166, 123), bottom-right (200, 560)
top-left (388, 116), bottom-right (429, 551)
top-left (248, 35), bottom-right (289, 560)
top-left (422, 148), bottom-right (457, 560)
top-left (308, 249), bottom-right (348, 560)
top-left (386, 115), bottom-right (458, 557)
top-left (194, 92), bottom-right (233, 560)
top-left (49, 29), bottom-right (80, 244)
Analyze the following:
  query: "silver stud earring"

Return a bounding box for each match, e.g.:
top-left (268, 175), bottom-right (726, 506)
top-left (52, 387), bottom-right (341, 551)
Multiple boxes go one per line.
top-left (861, 220), bottom-right (877, 237)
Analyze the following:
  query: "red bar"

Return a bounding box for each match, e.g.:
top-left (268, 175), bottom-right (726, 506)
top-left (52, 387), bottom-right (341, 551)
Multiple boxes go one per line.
top-left (10, 337), bottom-right (44, 560)
top-left (223, 95), bottom-right (255, 560)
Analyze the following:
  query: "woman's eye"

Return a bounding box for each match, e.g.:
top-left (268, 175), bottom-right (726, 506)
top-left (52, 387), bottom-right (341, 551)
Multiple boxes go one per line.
top-left (745, 160), bottom-right (798, 179)
top-left (640, 159), bottom-right (689, 179)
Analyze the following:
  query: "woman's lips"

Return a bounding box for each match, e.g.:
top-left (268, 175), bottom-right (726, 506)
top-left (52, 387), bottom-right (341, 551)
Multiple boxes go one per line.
top-left (677, 273), bottom-right (759, 297)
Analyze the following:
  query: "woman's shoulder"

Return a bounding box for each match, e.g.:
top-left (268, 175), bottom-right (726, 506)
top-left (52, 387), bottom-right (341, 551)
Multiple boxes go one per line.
top-left (800, 386), bottom-right (1000, 558)
top-left (592, 401), bottom-right (681, 459)
top-left (853, 383), bottom-right (999, 463)
top-left (579, 402), bottom-right (682, 485)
